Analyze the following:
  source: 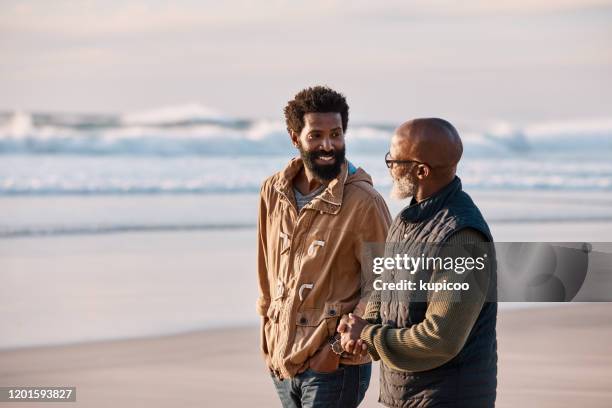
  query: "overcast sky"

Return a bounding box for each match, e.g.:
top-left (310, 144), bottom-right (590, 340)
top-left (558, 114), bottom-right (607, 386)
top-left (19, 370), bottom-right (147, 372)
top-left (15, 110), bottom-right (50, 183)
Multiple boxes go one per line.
top-left (1, 0), bottom-right (611, 123)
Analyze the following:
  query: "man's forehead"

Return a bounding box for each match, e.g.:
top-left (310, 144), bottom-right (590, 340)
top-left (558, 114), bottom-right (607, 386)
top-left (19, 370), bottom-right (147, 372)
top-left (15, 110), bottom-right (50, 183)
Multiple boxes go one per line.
top-left (303, 112), bottom-right (342, 129)
top-left (391, 132), bottom-right (409, 146)
top-left (390, 132), bottom-right (415, 154)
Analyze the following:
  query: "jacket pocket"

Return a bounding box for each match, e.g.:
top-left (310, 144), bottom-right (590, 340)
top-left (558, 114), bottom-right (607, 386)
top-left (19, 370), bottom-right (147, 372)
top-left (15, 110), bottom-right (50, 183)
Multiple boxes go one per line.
top-left (296, 302), bottom-right (342, 336)
top-left (289, 302), bottom-right (343, 365)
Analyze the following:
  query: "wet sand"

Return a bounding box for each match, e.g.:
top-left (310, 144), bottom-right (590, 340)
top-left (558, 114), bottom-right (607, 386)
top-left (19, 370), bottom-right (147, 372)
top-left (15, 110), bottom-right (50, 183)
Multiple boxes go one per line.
top-left (1, 304), bottom-right (611, 407)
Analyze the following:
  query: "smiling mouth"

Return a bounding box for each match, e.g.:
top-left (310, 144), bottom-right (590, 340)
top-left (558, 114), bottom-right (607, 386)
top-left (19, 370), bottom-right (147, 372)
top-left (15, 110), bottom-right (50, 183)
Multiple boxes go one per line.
top-left (316, 154), bottom-right (335, 163)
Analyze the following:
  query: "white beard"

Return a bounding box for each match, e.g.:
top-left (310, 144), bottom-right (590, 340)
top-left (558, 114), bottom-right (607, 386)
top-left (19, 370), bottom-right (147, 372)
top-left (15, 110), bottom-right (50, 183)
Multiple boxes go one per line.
top-left (390, 175), bottom-right (416, 200)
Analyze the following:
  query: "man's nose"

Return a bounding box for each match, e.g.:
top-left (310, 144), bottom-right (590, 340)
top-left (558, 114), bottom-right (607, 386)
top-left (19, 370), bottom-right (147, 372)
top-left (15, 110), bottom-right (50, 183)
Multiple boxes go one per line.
top-left (320, 137), bottom-right (333, 151)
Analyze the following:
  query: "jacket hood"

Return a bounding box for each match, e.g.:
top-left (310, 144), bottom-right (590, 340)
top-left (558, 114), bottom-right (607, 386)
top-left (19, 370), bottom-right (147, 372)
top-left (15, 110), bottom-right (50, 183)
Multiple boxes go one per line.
top-left (274, 157), bottom-right (373, 215)
top-left (346, 164), bottom-right (373, 186)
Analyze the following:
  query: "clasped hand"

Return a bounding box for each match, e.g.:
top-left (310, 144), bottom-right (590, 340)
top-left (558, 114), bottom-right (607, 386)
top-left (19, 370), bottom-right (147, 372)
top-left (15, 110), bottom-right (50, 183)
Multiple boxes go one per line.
top-left (336, 313), bottom-right (369, 356)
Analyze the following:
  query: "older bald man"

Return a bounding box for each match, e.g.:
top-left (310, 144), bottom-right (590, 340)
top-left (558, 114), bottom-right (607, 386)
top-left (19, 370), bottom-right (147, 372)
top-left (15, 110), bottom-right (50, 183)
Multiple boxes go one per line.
top-left (339, 118), bottom-right (497, 407)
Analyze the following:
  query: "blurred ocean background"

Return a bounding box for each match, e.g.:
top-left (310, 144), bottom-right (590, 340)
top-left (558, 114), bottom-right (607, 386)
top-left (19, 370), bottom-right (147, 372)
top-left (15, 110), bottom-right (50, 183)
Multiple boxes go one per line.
top-left (2, 104), bottom-right (612, 193)
top-left (1, 104), bottom-right (612, 237)
top-left (1, 104), bottom-right (612, 350)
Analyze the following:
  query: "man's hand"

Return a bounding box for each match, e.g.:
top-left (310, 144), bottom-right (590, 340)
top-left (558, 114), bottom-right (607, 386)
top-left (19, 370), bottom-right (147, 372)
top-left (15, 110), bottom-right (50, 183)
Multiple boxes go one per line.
top-left (337, 313), bottom-right (369, 356)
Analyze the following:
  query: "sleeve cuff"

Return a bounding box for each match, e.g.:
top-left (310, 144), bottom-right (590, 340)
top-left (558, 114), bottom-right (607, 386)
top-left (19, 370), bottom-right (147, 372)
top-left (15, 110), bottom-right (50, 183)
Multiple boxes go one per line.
top-left (360, 324), bottom-right (382, 361)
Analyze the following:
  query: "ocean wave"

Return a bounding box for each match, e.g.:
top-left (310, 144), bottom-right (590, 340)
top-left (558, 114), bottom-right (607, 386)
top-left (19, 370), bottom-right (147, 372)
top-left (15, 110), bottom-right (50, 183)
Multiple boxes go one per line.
top-left (1, 106), bottom-right (611, 195)
top-left (0, 154), bottom-right (611, 195)
top-left (120, 103), bottom-right (236, 126)
top-left (1, 108), bottom-right (611, 157)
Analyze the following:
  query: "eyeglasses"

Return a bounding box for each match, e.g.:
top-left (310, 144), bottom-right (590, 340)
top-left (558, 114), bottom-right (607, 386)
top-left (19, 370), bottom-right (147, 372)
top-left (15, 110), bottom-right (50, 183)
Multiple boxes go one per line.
top-left (385, 152), bottom-right (430, 169)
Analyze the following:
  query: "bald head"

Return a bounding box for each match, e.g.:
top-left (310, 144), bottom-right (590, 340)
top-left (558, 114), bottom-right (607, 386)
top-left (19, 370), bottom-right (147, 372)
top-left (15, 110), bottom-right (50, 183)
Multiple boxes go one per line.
top-left (392, 118), bottom-right (462, 172)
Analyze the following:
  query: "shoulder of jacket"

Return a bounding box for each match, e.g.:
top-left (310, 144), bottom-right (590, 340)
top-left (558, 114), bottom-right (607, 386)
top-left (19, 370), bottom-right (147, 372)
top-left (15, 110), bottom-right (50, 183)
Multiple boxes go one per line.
top-left (345, 179), bottom-right (377, 198)
top-left (260, 172), bottom-right (281, 196)
top-left (345, 181), bottom-right (386, 208)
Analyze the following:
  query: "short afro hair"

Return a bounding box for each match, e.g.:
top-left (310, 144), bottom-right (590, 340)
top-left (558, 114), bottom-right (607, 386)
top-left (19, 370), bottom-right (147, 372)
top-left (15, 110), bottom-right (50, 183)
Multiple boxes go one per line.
top-left (284, 86), bottom-right (349, 135)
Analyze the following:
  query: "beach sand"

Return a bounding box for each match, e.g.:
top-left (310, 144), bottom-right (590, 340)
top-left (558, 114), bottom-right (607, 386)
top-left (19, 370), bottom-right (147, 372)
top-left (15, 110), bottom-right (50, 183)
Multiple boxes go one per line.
top-left (2, 190), bottom-right (612, 407)
top-left (1, 304), bottom-right (611, 407)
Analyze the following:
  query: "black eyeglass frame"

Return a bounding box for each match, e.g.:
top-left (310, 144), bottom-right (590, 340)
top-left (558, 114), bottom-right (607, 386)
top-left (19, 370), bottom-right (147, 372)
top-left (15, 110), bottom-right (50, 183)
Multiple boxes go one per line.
top-left (385, 152), bottom-right (431, 169)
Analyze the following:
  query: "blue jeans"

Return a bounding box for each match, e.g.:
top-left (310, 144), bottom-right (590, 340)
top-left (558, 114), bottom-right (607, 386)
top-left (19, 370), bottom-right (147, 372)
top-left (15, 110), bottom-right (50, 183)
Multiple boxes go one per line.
top-left (271, 363), bottom-right (371, 408)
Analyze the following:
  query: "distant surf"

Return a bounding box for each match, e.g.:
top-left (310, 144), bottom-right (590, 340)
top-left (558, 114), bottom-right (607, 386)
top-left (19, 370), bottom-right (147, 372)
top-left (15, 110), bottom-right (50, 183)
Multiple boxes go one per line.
top-left (1, 105), bottom-right (611, 196)
top-left (1, 105), bottom-right (611, 157)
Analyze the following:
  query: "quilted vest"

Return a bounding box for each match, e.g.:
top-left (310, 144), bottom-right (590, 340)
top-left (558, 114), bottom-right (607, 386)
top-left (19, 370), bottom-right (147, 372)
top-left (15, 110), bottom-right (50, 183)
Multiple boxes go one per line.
top-left (379, 177), bottom-right (497, 408)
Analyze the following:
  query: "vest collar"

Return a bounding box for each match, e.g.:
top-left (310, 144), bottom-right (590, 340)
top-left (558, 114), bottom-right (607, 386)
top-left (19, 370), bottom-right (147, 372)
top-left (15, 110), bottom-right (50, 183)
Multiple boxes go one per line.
top-left (274, 157), bottom-right (348, 215)
top-left (401, 176), bottom-right (462, 223)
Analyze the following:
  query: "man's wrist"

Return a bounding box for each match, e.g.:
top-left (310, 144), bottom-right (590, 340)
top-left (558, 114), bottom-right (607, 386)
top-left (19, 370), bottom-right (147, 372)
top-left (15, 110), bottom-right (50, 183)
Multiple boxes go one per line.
top-left (359, 324), bottom-right (373, 342)
top-left (359, 323), bottom-right (382, 360)
top-left (329, 335), bottom-right (344, 356)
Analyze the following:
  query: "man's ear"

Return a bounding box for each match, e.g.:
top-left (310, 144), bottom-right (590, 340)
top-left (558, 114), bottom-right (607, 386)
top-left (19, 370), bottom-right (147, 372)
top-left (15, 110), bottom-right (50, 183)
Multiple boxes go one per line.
top-left (416, 164), bottom-right (430, 179)
top-left (289, 130), bottom-right (300, 148)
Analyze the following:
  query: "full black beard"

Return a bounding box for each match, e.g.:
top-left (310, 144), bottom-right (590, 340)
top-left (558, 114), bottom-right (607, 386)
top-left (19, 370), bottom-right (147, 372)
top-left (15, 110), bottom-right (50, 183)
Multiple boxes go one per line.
top-left (299, 146), bottom-right (346, 182)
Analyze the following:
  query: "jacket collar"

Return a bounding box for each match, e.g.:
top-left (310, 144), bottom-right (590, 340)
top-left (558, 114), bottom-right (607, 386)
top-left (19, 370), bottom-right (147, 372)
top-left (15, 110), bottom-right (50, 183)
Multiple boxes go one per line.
top-left (400, 176), bottom-right (462, 223)
top-left (274, 157), bottom-right (349, 215)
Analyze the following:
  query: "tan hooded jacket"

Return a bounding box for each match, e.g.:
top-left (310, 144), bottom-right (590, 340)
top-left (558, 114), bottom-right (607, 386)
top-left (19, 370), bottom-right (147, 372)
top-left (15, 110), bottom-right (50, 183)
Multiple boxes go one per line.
top-left (257, 157), bottom-right (391, 378)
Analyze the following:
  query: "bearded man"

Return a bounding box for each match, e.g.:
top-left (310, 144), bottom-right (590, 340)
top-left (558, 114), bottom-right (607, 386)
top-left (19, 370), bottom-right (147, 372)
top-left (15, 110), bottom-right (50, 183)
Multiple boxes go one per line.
top-left (256, 86), bottom-right (391, 407)
top-left (339, 118), bottom-right (498, 407)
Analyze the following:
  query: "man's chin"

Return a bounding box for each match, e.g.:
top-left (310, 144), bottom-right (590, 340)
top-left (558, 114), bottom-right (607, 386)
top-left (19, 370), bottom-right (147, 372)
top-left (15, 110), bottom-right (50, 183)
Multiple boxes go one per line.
top-left (390, 185), bottom-right (414, 200)
top-left (314, 158), bottom-right (336, 166)
top-left (310, 164), bottom-right (341, 182)
top-left (302, 158), bottom-right (340, 180)
top-left (314, 172), bottom-right (340, 183)
top-left (313, 163), bottom-right (336, 172)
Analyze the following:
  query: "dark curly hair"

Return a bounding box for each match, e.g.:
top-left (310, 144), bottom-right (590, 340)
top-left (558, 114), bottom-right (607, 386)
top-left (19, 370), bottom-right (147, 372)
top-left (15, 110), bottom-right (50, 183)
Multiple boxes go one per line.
top-left (284, 86), bottom-right (349, 135)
